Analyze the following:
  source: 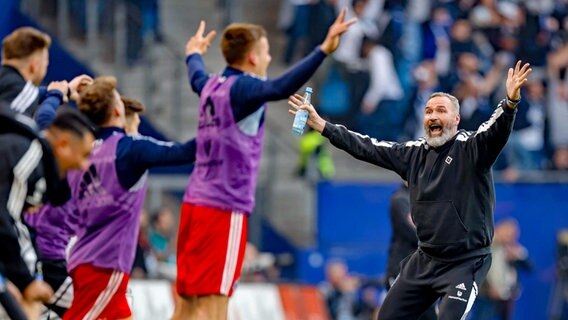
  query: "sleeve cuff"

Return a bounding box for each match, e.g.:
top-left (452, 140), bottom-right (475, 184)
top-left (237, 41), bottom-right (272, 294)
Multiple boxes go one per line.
top-left (501, 99), bottom-right (518, 114)
top-left (316, 46), bottom-right (329, 57)
top-left (46, 90), bottom-right (64, 101)
top-left (185, 53), bottom-right (201, 64)
top-left (321, 122), bottom-right (334, 138)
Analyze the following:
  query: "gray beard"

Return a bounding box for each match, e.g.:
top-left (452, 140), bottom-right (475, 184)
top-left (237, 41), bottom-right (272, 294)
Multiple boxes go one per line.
top-left (425, 126), bottom-right (454, 148)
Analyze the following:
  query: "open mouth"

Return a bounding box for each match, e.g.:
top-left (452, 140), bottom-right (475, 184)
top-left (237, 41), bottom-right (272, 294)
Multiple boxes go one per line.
top-left (429, 124), bottom-right (443, 135)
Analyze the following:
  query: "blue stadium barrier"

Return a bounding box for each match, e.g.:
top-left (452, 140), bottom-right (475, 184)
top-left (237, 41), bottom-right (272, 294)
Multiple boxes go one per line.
top-left (295, 181), bottom-right (568, 319)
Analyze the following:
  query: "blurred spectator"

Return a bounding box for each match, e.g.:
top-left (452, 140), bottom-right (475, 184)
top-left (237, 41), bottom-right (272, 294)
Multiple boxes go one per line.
top-left (450, 52), bottom-right (504, 130)
top-left (286, 0), bottom-right (568, 158)
top-left (500, 78), bottom-right (546, 178)
top-left (473, 219), bottom-right (532, 320)
top-left (360, 41), bottom-right (403, 115)
top-left (131, 209), bottom-right (151, 279)
top-left (281, 0), bottom-right (316, 65)
top-left (449, 19), bottom-right (478, 64)
top-left (352, 285), bottom-right (380, 320)
top-left (140, 0), bottom-right (162, 41)
top-left (547, 44), bottom-right (568, 170)
top-left (422, 6), bottom-right (452, 76)
top-left (403, 59), bottom-right (440, 140)
top-left (331, 0), bottom-right (378, 127)
top-left (149, 207), bottom-right (175, 263)
top-left (308, 0), bottom-right (340, 53)
top-left (149, 207), bottom-right (176, 265)
top-left (553, 147), bottom-right (568, 170)
top-left (469, 0), bottom-right (501, 30)
top-left (240, 242), bottom-right (288, 283)
top-left (549, 229), bottom-right (568, 320)
top-left (320, 260), bottom-right (359, 320)
top-left (146, 207), bottom-right (177, 280)
top-left (122, 96), bottom-right (145, 136)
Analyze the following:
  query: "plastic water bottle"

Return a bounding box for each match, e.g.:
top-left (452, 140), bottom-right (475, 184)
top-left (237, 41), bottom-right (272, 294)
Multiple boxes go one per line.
top-left (292, 87), bottom-right (312, 135)
top-left (35, 262), bottom-right (43, 281)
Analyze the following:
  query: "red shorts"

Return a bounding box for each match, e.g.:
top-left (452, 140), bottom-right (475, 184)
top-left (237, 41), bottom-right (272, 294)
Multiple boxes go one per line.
top-left (64, 264), bottom-right (130, 320)
top-left (176, 203), bottom-right (248, 297)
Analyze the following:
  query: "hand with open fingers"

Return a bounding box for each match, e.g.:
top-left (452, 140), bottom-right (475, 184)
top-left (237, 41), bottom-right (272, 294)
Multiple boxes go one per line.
top-left (320, 7), bottom-right (358, 55)
top-left (505, 60), bottom-right (532, 107)
top-left (288, 94), bottom-right (327, 133)
top-left (185, 20), bottom-right (217, 56)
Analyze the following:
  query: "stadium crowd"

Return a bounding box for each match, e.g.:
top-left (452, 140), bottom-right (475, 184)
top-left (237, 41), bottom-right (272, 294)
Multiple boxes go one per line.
top-left (281, 0), bottom-right (568, 178)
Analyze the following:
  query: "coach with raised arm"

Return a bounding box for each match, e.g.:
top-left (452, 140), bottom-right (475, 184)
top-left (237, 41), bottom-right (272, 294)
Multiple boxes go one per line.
top-left (288, 61), bottom-right (531, 320)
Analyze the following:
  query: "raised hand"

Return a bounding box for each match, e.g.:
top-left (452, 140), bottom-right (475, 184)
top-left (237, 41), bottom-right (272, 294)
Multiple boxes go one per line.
top-left (287, 94), bottom-right (327, 133)
top-left (69, 74), bottom-right (93, 102)
top-left (506, 60), bottom-right (531, 105)
top-left (320, 8), bottom-right (358, 55)
top-left (185, 21), bottom-right (217, 56)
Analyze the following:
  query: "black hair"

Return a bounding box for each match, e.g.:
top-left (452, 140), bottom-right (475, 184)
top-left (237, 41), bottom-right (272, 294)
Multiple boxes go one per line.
top-left (49, 106), bottom-right (96, 138)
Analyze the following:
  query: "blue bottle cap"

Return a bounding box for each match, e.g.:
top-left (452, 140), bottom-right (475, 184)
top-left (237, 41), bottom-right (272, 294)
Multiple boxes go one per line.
top-left (305, 87), bottom-right (313, 94)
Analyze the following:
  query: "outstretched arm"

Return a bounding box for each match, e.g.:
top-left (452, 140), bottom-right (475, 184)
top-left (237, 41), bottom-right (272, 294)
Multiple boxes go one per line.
top-left (471, 61), bottom-right (532, 169)
top-left (287, 94), bottom-right (413, 177)
top-left (116, 136), bottom-right (197, 190)
top-left (232, 8), bottom-right (357, 110)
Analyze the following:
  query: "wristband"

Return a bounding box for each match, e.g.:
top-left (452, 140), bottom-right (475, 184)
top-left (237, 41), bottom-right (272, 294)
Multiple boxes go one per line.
top-left (506, 95), bottom-right (520, 105)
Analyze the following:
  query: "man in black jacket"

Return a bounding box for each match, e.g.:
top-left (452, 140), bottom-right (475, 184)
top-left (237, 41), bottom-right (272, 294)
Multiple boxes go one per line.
top-left (0, 27), bottom-right (51, 116)
top-left (0, 106), bottom-right (94, 318)
top-left (288, 61), bottom-right (531, 319)
top-left (0, 27), bottom-right (92, 121)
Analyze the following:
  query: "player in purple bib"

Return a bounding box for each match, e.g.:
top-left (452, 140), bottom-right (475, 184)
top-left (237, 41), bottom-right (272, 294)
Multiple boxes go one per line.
top-left (61, 77), bottom-right (196, 320)
top-left (174, 10), bottom-right (356, 320)
top-left (23, 96), bottom-right (147, 318)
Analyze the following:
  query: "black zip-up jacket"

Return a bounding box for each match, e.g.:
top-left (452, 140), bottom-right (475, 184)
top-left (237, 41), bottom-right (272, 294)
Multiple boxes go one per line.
top-left (0, 65), bottom-right (40, 117)
top-left (322, 100), bottom-right (517, 262)
top-left (0, 108), bottom-right (62, 292)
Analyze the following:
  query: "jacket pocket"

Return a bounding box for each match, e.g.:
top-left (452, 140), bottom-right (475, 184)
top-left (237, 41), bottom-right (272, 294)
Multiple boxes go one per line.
top-left (413, 200), bottom-right (468, 245)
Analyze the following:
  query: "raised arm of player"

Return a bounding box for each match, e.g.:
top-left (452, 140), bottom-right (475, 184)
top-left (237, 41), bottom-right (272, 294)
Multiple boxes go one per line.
top-left (185, 21), bottom-right (217, 95)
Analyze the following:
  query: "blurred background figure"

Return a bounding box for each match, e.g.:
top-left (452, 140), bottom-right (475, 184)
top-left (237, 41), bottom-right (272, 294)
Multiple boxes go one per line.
top-left (473, 218), bottom-right (532, 320)
top-left (240, 242), bottom-right (290, 283)
top-left (149, 207), bottom-right (177, 280)
top-left (131, 208), bottom-right (151, 279)
top-left (549, 229), bottom-right (568, 320)
top-left (121, 96), bottom-right (145, 136)
top-left (320, 259), bottom-right (360, 320)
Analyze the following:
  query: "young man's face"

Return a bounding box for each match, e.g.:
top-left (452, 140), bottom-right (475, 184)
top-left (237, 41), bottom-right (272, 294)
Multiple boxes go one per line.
top-left (251, 37), bottom-right (272, 77)
top-left (53, 131), bottom-right (95, 174)
top-left (423, 96), bottom-right (460, 147)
